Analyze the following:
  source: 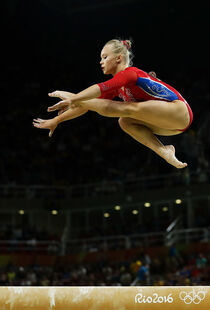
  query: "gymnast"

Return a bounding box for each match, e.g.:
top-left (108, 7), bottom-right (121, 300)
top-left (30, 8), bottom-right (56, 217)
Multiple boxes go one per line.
top-left (33, 39), bottom-right (193, 168)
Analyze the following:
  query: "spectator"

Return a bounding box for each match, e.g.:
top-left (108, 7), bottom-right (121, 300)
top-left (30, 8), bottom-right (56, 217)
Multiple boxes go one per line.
top-left (131, 261), bottom-right (150, 286)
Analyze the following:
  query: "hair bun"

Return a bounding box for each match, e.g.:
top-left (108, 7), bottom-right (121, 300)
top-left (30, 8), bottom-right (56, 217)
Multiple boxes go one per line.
top-left (122, 40), bottom-right (132, 50)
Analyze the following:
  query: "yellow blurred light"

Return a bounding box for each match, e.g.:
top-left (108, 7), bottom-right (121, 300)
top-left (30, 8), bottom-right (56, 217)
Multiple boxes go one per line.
top-left (104, 212), bottom-right (110, 218)
top-left (19, 210), bottom-right (24, 215)
top-left (114, 205), bottom-right (121, 211)
top-left (144, 202), bottom-right (151, 207)
top-left (162, 207), bottom-right (168, 212)
top-left (175, 199), bottom-right (182, 204)
top-left (132, 209), bottom-right (138, 215)
top-left (136, 260), bottom-right (142, 266)
top-left (52, 210), bottom-right (58, 215)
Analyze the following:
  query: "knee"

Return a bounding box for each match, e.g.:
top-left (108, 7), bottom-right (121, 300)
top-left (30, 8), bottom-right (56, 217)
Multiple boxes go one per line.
top-left (118, 117), bottom-right (133, 130)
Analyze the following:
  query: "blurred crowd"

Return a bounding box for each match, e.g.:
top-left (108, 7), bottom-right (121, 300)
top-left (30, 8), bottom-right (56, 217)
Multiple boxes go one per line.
top-left (0, 249), bottom-right (209, 286)
top-left (1, 64), bottom-right (210, 187)
top-left (0, 225), bottom-right (61, 255)
top-left (0, 225), bottom-right (59, 243)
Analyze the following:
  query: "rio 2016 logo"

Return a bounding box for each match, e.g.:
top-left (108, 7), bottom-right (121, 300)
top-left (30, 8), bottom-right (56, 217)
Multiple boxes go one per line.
top-left (179, 289), bottom-right (206, 304)
top-left (135, 292), bottom-right (173, 304)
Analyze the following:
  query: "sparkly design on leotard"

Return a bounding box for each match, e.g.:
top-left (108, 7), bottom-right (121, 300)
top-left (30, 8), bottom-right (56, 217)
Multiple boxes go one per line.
top-left (136, 77), bottom-right (179, 101)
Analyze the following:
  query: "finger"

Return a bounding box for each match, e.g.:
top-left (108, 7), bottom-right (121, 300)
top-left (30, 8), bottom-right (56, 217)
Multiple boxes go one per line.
top-left (33, 119), bottom-right (41, 124)
top-left (47, 105), bottom-right (58, 112)
top-left (49, 127), bottom-right (55, 137)
top-left (33, 118), bottom-right (44, 121)
top-left (48, 92), bottom-right (67, 101)
top-left (47, 103), bottom-right (63, 112)
top-left (33, 122), bottom-right (49, 129)
top-left (47, 101), bottom-right (68, 112)
top-left (33, 118), bottom-right (44, 123)
top-left (58, 110), bottom-right (65, 115)
top-left (48, 91), bottom-right (66, 99)
top-left (48, 91), bottom-right (59, 97)
top-left (59, 100), bottom-right (68, 105)
top-left (33, 122), bottom-right (41, 128)
top-left (58, 108), bottom-right (68, 115)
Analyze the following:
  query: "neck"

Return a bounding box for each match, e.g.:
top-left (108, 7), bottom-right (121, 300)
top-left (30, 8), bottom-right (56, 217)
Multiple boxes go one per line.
top-left (112, 63), bottom-right (128, 76)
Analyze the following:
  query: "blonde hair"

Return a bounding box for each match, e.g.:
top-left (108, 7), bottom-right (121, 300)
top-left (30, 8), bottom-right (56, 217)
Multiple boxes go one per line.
top-left (105, 39), bottom-right (134, 66)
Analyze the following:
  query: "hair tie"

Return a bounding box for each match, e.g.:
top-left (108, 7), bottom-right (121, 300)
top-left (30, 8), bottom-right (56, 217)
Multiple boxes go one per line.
top-left (122, 40), bottom-right (130, 50)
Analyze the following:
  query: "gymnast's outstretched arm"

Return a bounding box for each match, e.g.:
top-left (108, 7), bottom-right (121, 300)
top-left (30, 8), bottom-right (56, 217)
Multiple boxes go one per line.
top-left (33, 90), bottom-right (117, 136)
top-left (33, 91), bottom-right (89, 137)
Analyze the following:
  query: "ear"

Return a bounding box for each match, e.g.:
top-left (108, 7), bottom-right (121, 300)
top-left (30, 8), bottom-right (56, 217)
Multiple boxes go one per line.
top-left (116, 54), bottom-right (123, 63)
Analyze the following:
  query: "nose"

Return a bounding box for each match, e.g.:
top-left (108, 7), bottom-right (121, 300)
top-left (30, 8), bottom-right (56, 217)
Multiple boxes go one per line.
top-left (100, 59), bottom-right (103, 65)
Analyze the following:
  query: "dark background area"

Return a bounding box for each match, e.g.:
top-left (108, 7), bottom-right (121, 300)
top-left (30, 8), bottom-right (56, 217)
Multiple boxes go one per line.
top-left (1, 0), bottom-right (210, 185)
top-left (0, 0), bottom-right (210, 287)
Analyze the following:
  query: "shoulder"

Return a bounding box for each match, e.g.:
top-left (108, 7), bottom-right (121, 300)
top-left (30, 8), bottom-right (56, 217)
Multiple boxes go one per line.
top-left (115, 67), bottom-right (139, 81)
top-left (125, 66), bottom-right (148, 76)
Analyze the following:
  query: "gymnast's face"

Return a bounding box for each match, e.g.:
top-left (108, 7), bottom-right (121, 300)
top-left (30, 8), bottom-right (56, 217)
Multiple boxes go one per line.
top-left (100, 44), bottom-right (122, 75)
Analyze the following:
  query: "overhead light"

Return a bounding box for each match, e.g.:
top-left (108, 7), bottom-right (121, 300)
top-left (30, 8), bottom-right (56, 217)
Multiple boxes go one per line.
top-left (51, 210), bottom-right (58, 215)
top-left (144, 202), bottom-right (151, 207)
top-left (132, 209), bottom-right (138, 215)
top-left (162, 207), bottom-right (168, 212)
top-left (19, 210), bottom-right (24, 215)
top-left (175, 199), bottom-right (182, 204)
top-left (114, 205), bottom-right (121, 211)
top-left (104, 212), bottom-right (110, 218)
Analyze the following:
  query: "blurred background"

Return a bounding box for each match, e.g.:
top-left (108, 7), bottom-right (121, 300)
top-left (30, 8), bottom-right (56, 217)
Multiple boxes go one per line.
top-left (0, 0), bottom-right (209, 285)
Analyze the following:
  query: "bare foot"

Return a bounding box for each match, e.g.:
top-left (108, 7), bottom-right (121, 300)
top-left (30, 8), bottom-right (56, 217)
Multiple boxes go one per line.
top-left (161, 145), bottom-right (188, 169)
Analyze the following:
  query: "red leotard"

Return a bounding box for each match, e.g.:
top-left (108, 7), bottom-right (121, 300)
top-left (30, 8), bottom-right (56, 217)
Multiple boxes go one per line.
top-left (97, 67), bottom-right (193, 131)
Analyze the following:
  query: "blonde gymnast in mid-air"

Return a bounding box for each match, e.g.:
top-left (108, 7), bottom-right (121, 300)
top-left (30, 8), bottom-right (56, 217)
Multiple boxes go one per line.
top-left (33, 39), bottom-right (193, 169)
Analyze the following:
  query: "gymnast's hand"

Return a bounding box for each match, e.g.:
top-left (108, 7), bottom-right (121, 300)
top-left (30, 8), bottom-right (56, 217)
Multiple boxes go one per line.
top-left (33, 118), bottom-right (58, 137)
top-left (48, 91), bottom-right (77, 115)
